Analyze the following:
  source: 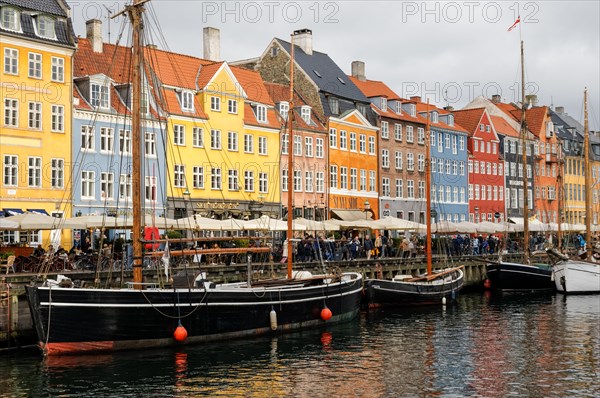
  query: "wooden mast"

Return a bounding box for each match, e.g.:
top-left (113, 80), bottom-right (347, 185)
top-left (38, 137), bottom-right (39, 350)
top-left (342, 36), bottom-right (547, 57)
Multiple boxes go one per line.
top-left (286, 32), bottom-right (295, 280)
top-left (425, 101), bottom-right (432, 276)
top-left (583, 88), bottom-right (591, 259)
top-left (520, 40), bottom-right (530, 264)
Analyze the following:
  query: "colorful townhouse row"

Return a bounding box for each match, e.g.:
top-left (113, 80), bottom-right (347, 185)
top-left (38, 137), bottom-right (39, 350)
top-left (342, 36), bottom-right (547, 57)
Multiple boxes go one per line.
top-left (1, 0), bottom-right (598, 249)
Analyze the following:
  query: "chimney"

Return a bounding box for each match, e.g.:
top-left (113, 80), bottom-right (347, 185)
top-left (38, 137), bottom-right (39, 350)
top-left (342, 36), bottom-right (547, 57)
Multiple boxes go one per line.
top-left (86, 19), bottom-right (103, 53)
top-left (410, 96), bottom-right (421, 103)
top-left (491, 94), bottom-right (501, 104)
top-left (203, 27), bottom-right (220, 61)
top-left (526, 94), bottom-right (538, 107)
top-left (444, 106), bottom-right (454, 111)
top-left (555, 106), bottom-right (564, 114)
top-left (293, 29), bottom-right (313, 55)
top-left (351, 61), bottom-right (366, 81)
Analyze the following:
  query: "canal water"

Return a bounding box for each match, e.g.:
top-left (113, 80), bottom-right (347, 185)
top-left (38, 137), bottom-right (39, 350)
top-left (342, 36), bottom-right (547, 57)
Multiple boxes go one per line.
top-left (1, 293), bottom-right (598, 397)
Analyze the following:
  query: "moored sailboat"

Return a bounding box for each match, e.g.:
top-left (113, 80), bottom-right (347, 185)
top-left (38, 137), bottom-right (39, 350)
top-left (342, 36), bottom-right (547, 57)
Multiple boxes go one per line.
top-left (25, 1), bottom-right (363, 356)
top-left (549, 88), bottom-right (600, 294)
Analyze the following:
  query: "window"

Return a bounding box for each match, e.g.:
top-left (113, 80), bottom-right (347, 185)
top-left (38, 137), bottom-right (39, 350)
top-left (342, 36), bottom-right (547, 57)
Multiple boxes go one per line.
top-left (193, 127), bottom-right (204, 147)
top-left (259, 136), bottom-right (268, 155)
top-left (419, 181), bottom-right (426, 199)
top-left (4, 98), bottom-right (18, 126)
top-left (394, 124), bottom-right (402, 141)
top-left (50, 105), bottom-right (64, 132)
top-left (211, 168), bottom-right (222, 189)
top-left (439, 185), bottom-right (444, 202)
top-left (382, 177), bottom-right (390, 197)
top-left (173, 165), bottom-right (185, 188)
top-left (173, 125), bottom-right (185, 146)
top-left (281, 133), bottom-right (289, 154)
top-left (349, 132), bottom-right (357, 151)
top-left (244, 171), bottom-right (255, 192)
top-left (445, 134), bottom-right (450, 148)
top-left (259, 172), bottom-right (268, 193)
top-left (210, 129), bottom-right (221, 149)
top-left (294, 135), bottom-right (302, 156)
top-left (28, 53), bottom-right (42, 78)
top-left (145, 176), bottom-right (157, 201)
top-left (51, 57), bottom-right (64, 82)
top-left (282, 169), bottom-right (289, 191)
top-left (431, 157), bottom-right (436, 173)
top-left (381, 149), bottom-right (390, 168)
top-left (181, 91), bottom-right (194, 111)
top-left (301, 106), bottom-right (311, 123)
top-left (119, 130), bottom-right (131, 154)
top-left (452, 160), bottom-right (458, 175)
top-left (81, 171), bottom-right (95, 199)
top-left (305, 137), bottom-right (313, 157)
top-left (228, 131), bottom-right (238, 151)
top-left (100, 127), bottom-right (114, 153)
top-left (381, 121), bottom-right (389, 139)
top-left (100, 172), bottom-right (114, 200)
top-left (330, 165), bottom-right (338, 188)
top-left (256, 105), bottom-right (267, 122)
top-left (145, 132), bottom-right (156, 157)
top-left (27, 157), bottom-right (41, 187)
top-left (316, 172), bottom-right (324, 193)
top-left (81, 126), bottom-right (94, 151)
top-left (316, 138), bottom-right (324, 158)
top-left (406, 126), bottom-right (414, 143)
top-left (305, 171), bottom-right (314, 192)
top-left (446, 160), bottom-right (451, 174)
top-left (368, 136), bottom-right (375, 154)
top-left (49, 158), bottom-right (64, 188)
top-left (28, 102), bottom-right (42, 129)
top-left (279, 101), bottom-right (289, 120)
top-left (119, 174), bottom-right (132, 199)
top-left (4, 48), bottom-right (18, 75)
top-left (340, 167), bottom-right (348, 190)
top-left (459, 137), bottom-right (465, 151)
top-left (360, 169), bottom-right (366, 191)
top-left (90, 83), bottom-right (109, 109)
top-left (1, 7), bottom-right (20, 31)
top-left (36, 15), bottom-right (55, 39)
top-left (340, 130), bottom-right (347, 150)
top-left (469, 184), bottom-right (473, 200)
top-left (193, 166), bottom-right (204, 189)
top-left (475, 184), bottom-right (480, 200)
top-left (293, 170), bottom-right (302, 192)
top-left (228, 169), bottom-right (239, 191)
top-left (228, 99), bottom-right (238, 114)
top-left (407, 180), bottom-right (414, 198)
top-left (452, 135), bottom-right (457, 154)
top-left (431, 111), bottom-right (438, 123)
top-left (381, 98), bottom-right (387, 111)
top-left (437, 132), bottom-right (443, 152)
top-left (407, 153), bottom-right (414, 171)
top-left (417, 127), bottom-right (425, 144)
top-left (329, 128), bottom-right (337, 148)
top-left (210, 96), bottom-right (221, 111)
top-left (438, 159), bottom-right (443, 173)
top-left (350, 168), bottom-right (357, 190)
top-left (396, 179), bottom-right (403, 198)
top-left (474, 161), bottom-right (479, 174)
top-left (418, 154), bottom-right (425, 172)
top-left (328, 97), bottom-right (339, 115)
top-left (369, 171), bottom-right (376, 192)
top-left (359, 134), bottom-right (366, 153)
top-left (453, 186), bottom-right (459, 203)
top-left (395, 151), bottom-right (403, 170)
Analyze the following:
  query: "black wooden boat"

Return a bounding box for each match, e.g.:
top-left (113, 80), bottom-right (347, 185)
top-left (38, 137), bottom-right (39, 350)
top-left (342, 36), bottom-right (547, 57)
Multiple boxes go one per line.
top-left (485, 262), bottom-right (554, 292)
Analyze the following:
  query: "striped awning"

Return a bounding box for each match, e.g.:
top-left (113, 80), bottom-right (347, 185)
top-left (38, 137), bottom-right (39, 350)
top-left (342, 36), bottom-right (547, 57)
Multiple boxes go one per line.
top-left (3, 208), bottom-right (24, 216)
top-left (27, 209), bottom-right (50, 216)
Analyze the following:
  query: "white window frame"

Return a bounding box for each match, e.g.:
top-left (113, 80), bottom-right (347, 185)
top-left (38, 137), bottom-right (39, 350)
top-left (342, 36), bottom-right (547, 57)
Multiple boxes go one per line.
top-left (28, 52), bottom-right (42, 79)
top-left (259, 136), bottom-right (268, 155)
top-left (256, 105), bottom-right (267, 123)
top-left (173, 124), bottom-right (185, 146)
top-left (210, 96), bottom-right (221, 111)
top-left (181, 90), bottom-right (194, 112)
top-left (81, 125), bottom-right (95, 151)
top-left (28, 156), bottom-right (41, 187)
top-left (315, 138), bottom-right (324, 158)
top-left (51, 105), bottom-right (64, 132)
top-left (4, 48), bottom-right (18, 75)
top-left (259, 172), bottom-right (268, 193)
top-left (145, 131), bottom-right (156, 157)
top-left (51, 158), bottom-right (64, 188)
top-left (245, 134), bottom-right (255, 153)
top-left (100, 172), bottom-right (114, 200)
top-left (210, 129), bottom-right (222, 149)
top-left (100, 127), bottom-right (114, 153)
top-left (119, 129), bottom-right (131, 155)
top-left (4, 98), bottom-right (18, 127)
top-left (228, 131), bottom-right (239, 151)
top-left (174, 164), bottom-right (185, 188)
top-left (51, 57), bottom-right (64, 82)
top-left (228, 169), bottom-right (239, 191)
top-left (193, 166), bottom-right (204, 189)
top-left (193, 127), bottom-right (204, 147)
top-left (81, 170), bottom-right (96, 200)
top-left (28, 101), bottom-right (42, 129)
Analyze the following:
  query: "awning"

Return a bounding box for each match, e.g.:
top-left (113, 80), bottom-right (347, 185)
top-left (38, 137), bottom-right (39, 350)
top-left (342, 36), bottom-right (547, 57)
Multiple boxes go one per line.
top-left (330, 209), bottom-right (373, 222)
top-left (3, 208), bottom-right (24, 216)
top-left (27, 208), bottom-right (50, 216)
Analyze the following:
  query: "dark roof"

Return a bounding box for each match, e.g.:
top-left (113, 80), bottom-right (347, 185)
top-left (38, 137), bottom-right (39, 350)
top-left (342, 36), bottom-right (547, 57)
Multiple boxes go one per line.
top-left (1, 0), bottom-right (67, 17)
top-left (275, 38), bottom-right (369, 104)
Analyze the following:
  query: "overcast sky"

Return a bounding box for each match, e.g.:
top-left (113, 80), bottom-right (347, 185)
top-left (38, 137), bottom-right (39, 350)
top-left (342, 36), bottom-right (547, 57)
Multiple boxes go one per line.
top-left (69, 1), bottom-right (600, 130)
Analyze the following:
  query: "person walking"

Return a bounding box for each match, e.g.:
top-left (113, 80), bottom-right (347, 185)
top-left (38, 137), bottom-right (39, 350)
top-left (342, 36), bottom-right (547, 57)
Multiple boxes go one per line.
top-left (364, 235), bottom-right (374, 260)
top-left (374, 233), bottom-right (383, 259)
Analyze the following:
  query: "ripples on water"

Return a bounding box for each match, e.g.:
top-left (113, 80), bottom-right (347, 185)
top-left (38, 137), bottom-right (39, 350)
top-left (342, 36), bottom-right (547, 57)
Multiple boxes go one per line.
top-left (1, 293), bottom-right (598, 397)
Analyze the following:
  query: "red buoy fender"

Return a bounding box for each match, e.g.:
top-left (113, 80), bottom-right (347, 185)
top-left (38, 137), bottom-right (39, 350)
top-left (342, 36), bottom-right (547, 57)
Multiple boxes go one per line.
top-left (321, 307), bottom-right (332, 321)
top-left (174, 324), bottom-right (188, 342)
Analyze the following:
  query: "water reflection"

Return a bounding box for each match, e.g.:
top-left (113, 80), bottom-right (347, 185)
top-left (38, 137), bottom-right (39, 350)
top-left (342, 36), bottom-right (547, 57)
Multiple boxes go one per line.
top-left (1, 294), bottom-right (598, 397)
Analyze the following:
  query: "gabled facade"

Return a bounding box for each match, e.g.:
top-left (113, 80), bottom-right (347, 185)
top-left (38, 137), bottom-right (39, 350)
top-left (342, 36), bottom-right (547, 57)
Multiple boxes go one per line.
top-left (454, 108), bottom-right (505, 223)
top-left (72, 29), bottom-right (166, 225)
top-left (0, 0), bottom-right (76, 247)
top-left (349, 65), bottom-right (427, 223)
top-left (241, 29), bottom-right (379, 219)
top-left (265, 82), bottom-right (328, 220)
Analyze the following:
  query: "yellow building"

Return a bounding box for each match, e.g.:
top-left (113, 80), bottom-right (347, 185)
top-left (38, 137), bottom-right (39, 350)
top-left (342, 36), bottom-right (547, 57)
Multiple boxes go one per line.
top-left (0, 0), bottom-right (76, 247)
top-left (147, 47), bottom-right (281, 220)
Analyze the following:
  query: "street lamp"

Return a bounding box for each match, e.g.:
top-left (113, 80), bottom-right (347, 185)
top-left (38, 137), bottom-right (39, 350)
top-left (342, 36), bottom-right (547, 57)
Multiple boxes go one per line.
top-left (364, 199), bottom-right (370, 219)
top-left (474, 206), bottom-right (479, 223)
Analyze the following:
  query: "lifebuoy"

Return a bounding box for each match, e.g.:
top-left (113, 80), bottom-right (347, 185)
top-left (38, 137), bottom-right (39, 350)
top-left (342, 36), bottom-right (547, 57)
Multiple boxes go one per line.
top-left (144, 226), bottom-right (160, 250)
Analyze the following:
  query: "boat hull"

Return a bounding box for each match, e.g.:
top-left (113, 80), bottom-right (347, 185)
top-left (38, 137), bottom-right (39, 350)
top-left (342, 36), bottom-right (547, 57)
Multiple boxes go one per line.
top-left (552, 261), bottom-right (600, 294)
top-left (365, 268), bottom-right (464, 307)
top-left (25, 273), bottom-right (363, 355)
top-left (486, 262), bottom-right (555, 292)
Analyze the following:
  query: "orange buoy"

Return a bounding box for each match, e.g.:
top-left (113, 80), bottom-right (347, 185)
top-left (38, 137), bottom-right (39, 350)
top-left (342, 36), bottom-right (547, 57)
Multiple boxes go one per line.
top-left (321, 307), bottom-right (332, 321)
top-left (174, 323), bottom-right (188, 342)
top-left (483, 279), bottom-right (492, 289)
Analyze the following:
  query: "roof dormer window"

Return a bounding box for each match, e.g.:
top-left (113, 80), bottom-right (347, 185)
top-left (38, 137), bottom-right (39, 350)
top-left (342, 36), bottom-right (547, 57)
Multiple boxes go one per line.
top-left (431, 111), bottom-right (438, 123)
top-left (381, 98), bottom-right (387, 112)
top-left (410, 104), bottom-right (416, 117)
top-left (301, 106), bottom-right (311, 124)
top-left (395, 101), bottom-right (402, 114)
top-left (35, 15), bottom-right (56, 40)
top-left (279, 101), bottom-right (289, 120)
top-left (328, 97), bottom-right (339, 115)
top-left (256, 105), bottom-right (267, 123)
top-left (90, 82), bottom-right (109, 109)
top-left (448, 114), bottom-right (454, 126)
top-left (1, 6), bottom-right (20, 32)
top-left (180, 90), bottom-right (194, 112)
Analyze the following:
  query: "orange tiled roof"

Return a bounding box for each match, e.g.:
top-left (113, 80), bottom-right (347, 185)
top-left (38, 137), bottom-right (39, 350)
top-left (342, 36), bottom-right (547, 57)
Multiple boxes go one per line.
top-left (144, 46), bottom-right (214, 89)
top-left (243, 103), bottom-right (281, 130)
top-left (524, 106), bottom-right (548, 137)
top-left (158, 88), bottom-right (208, 119)
top-left (490, 116), bottom-right (519, 138)
top-left (413, 101), bottom-right (468, 133)
top-left (231, 66), bottom-right (274, 106)
top-left (348, 76), bottom-right (402, 101)
top-left (453, 108), bottom-right (485, 135)
top-left (75, 38), bottom-right (132, 83)
top-left (73, 86), bottom-right (93, 111)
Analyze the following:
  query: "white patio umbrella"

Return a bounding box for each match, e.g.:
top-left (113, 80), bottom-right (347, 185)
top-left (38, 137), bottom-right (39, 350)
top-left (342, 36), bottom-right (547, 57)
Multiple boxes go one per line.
top-left (455, 221), bottom-right (478, 234)
top-left (217, 218), bottom-right (248, 231)
top-left (432, 221), bottom-right (459, 234)
top-left (172, 215), bottom-right (224, 230)
top-left (294, 217), bottom-right (340, 231)
top-left (477, 221), bottom-right (501, 234)
top-left (546, 222), bottom-right (559, 232)
top-left (371, 216), bottom-right (426, 231)
top-left (497, 221), bottom-right (523, 233)
top-left (6, 213), bottom-right (80, 230)
top-left (0, 218), bottom-right (19, 230)
top-left (244, 215), bottom-right (307, 231)
top-left (560, 223), bottom-right (586, 232)
top-left (114, 214), bottom-right (179, 229)
top-left (329, 219), bottom-right (373, 229)
top-left (65, 215), bottom-right (120, 229)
